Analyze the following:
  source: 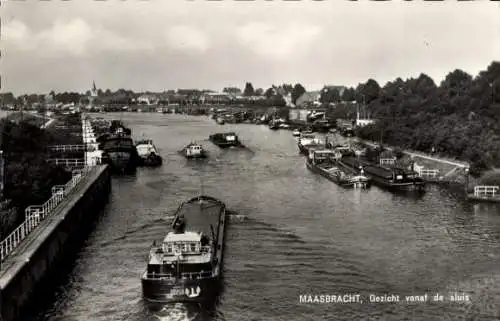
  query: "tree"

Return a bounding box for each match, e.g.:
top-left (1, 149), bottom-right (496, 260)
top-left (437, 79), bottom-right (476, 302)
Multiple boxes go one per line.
top-left (291, 83), bottom-right (306, 105)
top-left (282, 84), bottom-right (294, 95)
top-left (341, 87), bottom-right (355, 102)
top-left (440, 69), bottom-right (472, 98)
top-left (255, 88), bottom-right (264, 96)
top-left (222, 87), bottom-right (242, 95)
top-left (356, 79), bottom-right (380, 103)
top-left (243, 82), bottom-right (255, 96)
top-left (320, 87), bottom-right (341, 104)
top-left (264, 87), bottom-right (275, 99)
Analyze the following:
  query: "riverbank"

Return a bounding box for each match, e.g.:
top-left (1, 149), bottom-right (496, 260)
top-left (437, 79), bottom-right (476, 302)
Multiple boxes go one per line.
top-left (0, 165), bottom-right (111, 321)
top-left (0, 114), bottom-right (84, 241)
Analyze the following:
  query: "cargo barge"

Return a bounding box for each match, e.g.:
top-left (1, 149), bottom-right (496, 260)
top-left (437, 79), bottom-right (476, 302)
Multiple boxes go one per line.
top-left (306, 149), bottom-right (370, 188)
top-left (338, 156), bottom-right (425, 191)
top-left (141, 196), bottom-right (227, 305)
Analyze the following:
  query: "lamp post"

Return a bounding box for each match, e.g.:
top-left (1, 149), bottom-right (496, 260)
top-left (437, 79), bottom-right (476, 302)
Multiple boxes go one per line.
top-left (464, 167), bottom-right (470, 197)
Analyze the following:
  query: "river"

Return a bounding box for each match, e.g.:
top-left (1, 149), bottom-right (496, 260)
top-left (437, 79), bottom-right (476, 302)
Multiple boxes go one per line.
top-left (27, 113), bottom-right (500, 321)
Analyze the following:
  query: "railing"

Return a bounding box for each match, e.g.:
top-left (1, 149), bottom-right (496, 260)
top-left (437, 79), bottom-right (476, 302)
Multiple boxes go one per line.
top-left (0, 166), bottom-right (95, 264)
top-left (150, 245), bottom-right (212, 255)
top-left (380, 158), bottom-right (395, 166)
top-left (47, 158), bottom-right (86, 168)
top-left (418, 169), bottom-right (440, 179)
top-left (144, 271), bottom-right (213, 280)
top-left (48, 145), bottom-right (86, 152)
top-left (473, 185), bottom-right (500, 198)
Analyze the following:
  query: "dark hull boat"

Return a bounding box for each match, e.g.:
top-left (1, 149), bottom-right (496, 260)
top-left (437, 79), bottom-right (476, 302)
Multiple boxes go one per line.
top-left (209, 132), bottom-right (244, 148)
top-left (99, 133), bottom-right (139, 174)
top-left (268, 120), bottom-right (280, 130)
top-left (110, 120), bottom-right (132, 135)
top-left (141, 196), bottom-right (227, 305)
top-left (306, 150), bottom-right (370, 188)
top-left (338, 156), bottom-right (425, 191)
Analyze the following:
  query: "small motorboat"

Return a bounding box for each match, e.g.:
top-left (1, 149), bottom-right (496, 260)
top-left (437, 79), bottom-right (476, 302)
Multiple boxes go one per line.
top-left (292, 129), bottom-right (301, 137)
top-left (135, 139), bottom-right (163, 167)
top-left (180, 142), bottom-right (207, 159)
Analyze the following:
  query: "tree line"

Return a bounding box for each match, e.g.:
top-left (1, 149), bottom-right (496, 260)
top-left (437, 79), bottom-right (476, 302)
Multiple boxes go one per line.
top-left (0, 82), bottom-right (309, 107)
top-left (348, 61), bottom-right (500, 177)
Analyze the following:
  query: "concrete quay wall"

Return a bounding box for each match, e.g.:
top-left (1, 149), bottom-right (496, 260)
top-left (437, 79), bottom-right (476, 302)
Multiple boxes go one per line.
top-left (0, 165), bottom-right (111, 321)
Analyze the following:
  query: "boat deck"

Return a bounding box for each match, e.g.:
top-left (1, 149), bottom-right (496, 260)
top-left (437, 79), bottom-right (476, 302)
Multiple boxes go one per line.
top-left (174, 196), bottom-right (225, 238)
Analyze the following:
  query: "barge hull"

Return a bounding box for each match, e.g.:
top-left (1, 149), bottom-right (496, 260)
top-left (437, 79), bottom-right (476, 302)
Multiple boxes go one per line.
top-left (306, 162), bottom-right (354, 188)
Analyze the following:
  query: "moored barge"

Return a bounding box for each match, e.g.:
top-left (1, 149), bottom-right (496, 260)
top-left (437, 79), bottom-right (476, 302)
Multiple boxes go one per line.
top-left (98, 127), bottom-right (139, 174)
top-left (141, 195), bottom-right (227, 305)
top-left (297, 133), bottom-right (323, 155)
top-left (338, 156), bottom-right (425, 191)
top-left (306, 149), bottom-right (370, 188)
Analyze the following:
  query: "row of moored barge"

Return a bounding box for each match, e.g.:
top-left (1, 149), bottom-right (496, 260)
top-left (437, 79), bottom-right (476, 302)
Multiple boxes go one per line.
top-left (298, 131), bottom-right (425, 192)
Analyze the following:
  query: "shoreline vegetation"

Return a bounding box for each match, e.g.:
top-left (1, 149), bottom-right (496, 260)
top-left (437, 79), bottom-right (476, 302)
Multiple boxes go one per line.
top-left (0, 115), bottom-right (80, 240)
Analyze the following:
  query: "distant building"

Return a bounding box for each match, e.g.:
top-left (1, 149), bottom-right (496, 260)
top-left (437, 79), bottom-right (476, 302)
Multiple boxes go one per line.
top-left (295, 91), bottom-right (321, 108)
top-left (355, 117), bottom-right (376, 127)
top-left (203, 92), bottom-right (232, 104)
top-left (137, 94), bottom-right (159, 105)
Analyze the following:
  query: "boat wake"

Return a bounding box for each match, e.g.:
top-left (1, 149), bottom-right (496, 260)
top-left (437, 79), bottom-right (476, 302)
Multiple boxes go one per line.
top-left (152, 304), bottom-right (195, 321)
top-left (226, 209), bottom-right (249, 222)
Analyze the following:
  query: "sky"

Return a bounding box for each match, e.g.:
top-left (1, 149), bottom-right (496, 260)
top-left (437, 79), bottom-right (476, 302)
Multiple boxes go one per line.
top-left (1, 0), bottom-right (499, 95)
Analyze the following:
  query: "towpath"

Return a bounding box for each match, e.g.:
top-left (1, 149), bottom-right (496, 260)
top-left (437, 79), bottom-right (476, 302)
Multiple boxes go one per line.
top-left (359, 139), bottom-right (470, 168)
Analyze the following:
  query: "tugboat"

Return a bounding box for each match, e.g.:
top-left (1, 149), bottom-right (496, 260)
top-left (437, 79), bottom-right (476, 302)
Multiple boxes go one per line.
top-left (180, 142), bottom-right (208, 159)
top-left (135, 139), bottom-right (163, 167)
top-left (209, 132), bottom-right (244, 148)
top-left (141, 196), bottom-right (227, 305)
top-left (98, 127), bottom-right (139, 174)
top-left (306, 149), bottom-right (370, 188)
top-left (297, 132), bottom-right (323, 155)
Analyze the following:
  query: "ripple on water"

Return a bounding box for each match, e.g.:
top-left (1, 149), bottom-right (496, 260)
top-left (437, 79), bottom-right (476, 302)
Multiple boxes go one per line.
top-left (27, 114), bottom-right (500, 321)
